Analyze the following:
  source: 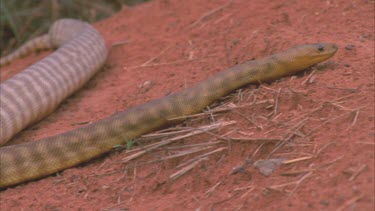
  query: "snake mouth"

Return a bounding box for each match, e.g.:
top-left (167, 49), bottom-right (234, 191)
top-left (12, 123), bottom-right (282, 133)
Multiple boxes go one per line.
top-left (314, 43), bottom-right (338, 58)
top-left (324, 43), bottom-right (338, 54)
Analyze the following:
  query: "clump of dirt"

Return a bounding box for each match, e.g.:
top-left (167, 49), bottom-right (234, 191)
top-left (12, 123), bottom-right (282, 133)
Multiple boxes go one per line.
top-left (0, 0), bottom-right (374, 210)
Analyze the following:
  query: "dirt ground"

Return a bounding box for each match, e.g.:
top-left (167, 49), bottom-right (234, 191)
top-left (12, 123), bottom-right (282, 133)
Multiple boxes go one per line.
top-left (0, 0), bottom-right (374, 210)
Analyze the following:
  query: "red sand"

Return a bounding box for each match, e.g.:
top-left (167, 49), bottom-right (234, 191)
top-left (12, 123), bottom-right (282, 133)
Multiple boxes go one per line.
top-left (0, 0), bottom-right (374, 210)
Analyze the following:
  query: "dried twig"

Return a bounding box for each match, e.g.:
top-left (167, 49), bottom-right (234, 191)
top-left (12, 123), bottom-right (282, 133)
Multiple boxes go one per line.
top-left (124, 58), bottom-right (194, 70)
top-left (315, 142), bottom-right (336, 157)
top-left (122, 121), bottom-right (235, 163)
top-left (281, 169), bottom-right (314, 176)
top-left (349, 164), bottom-right (367, 181)
top-left (349, 109), bottom-right (360, 128)
top-left (315, 155), bottom-right (344, 170)
top-left (305, 107), bottom-right (365, 137)
top-left (141, 46), bottom-right (171, 66)
top-left (165, 141), bottom-right (222, 150)
top-left (169, 159), bottom-right (203, 181)
top-left (111, 40), bottom-right (130, 48)
top-left (270, 88), bottom-right (281, 117)
top-left (301, 69), bottom-right (317, 85)
top-left (251, 142), bottom-right (267, 158)
top-left (205, 178), bottom-right (225, 197)
top-left (190, 0), bottom-right (233, 27)
top-left (231, 110), bottom-right (263, 129)
top-left (167, 102), bottom-right (253, 121)
top-left (228, 137), bottom-right (283, 142)
top-left (240, 186), bottom-right (255, 199)
top-left (282, 156), bottom-right (314, 164)
top-left (176, 147), bottom-right (227, 169)
top-left (146, 146), bottom-right (216, 164)
top-left (267, 171), bottom-right (313, 195)
top-left (336, 194), bottom-right (364, 211)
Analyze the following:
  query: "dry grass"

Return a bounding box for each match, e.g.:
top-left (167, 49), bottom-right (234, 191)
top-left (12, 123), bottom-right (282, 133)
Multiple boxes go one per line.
top-left (108, 76), bottom-right (359, 198)
top-left (0, 0), bottom-right (150, 56)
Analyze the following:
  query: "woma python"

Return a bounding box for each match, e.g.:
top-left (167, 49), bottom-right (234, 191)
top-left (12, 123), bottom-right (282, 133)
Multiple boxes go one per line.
top-left (0, 19), bottom-right (338, 188)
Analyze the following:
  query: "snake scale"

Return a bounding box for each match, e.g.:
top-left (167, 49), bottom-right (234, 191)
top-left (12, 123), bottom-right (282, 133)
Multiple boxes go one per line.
top-left (0, 19), bottom-right (337, 188)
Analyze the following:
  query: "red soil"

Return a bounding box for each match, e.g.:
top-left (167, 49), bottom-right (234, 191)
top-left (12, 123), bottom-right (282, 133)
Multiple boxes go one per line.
top-left (0, 0), bottom-right (374, 210)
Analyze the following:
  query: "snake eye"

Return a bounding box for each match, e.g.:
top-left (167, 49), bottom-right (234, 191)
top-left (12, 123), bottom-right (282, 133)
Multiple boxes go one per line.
top-left (317, 46), bottom-right (324, 52)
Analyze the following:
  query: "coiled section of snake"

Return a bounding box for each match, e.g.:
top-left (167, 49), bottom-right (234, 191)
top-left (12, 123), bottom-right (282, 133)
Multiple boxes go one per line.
top-left (0, 19), bottom-right (108, 145)
top-left (0, 42), bottom-right (337, 188)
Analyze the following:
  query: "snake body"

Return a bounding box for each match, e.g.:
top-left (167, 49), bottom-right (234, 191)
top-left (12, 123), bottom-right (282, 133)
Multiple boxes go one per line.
top-left (0, 19), bottom-right (337, 187)
top-left (0, 19), bottom-right (107, 145)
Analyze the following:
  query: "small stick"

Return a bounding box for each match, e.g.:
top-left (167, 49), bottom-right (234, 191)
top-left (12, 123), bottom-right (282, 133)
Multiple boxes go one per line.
top-left (214, 12), bottom-right (235, 25)
top-left (141, 46), bottom-right (171, 66)
top-left (283, 94), bottom-right (355, 126)
top-left (147, 146), bottom-right (215, 164)
top-left (267, 171), bottom-right (313, 195)
top-left (241, 186), bottom-right (255, 199)
top-left (111, 40), bottom-right (130, 48)
top-left (282, 156), bottom-right (343, 176)
top-left (133, 166), bottom-right (137, 182)
top-left (283, 119), bottom-right (307, 140)
top-left (205, 178), bottom-right (225, 197)
top-left (281, 169), bottom-right (314, 176)
top-left (354, 142), bottom-right (374, 145)
top-left (165, 141), bottom-right (222, 150)
top-left (251, 142), bottom-right (267, 158)
top-left (96, 159), bottom-right (109, 172)
top-left (140, 127), bottom-right (196, 139)
top-left (283, 104), bottom-right (323, 126)
top-left (282, 156), bottom-right (314, 165)
top-left (176, 147), bottom-right (227, 169)
top-left (232, 110), bottom-right (263, 129)
top-left (306, 110), bottom-right (357, 136)
top-left (190, 0), bottom-right (233, 27)
top-left (289, 171), bottom-right (313, 195)
top-left (349, 109), bottom-right (360, 128)
top-left (233, 185), bottom-right (254, 192)
top-left (125, 58), bottom-right (195, 70)
top-left (315, 142), bottom-right (336, 157)
top-left (266, 140), bottom-right (287, 159)
top-left (335, 194), bottom-right (364, 211)
top-left (169, 159), bottom-right (202, 181)
top-left (315, 155), bottom-right (344, 170)
top-left (301, 69), bottom-right (317, 85)
top-left (272, 88), bottom-right (281, 117)
top-left (272, 112), bottom-right (283, 121)
top-left (167, 102), bottom-right (253, 121)
top-left (122, 121), bottom-right (235, 163)
top-left (206, 106), bottom-right (216, 122)
top-left (261, 85), bottom-right (278, 92)
top-left (237, 130), bottom-right (254, 137)
top-left (349, 164), bottom-right (367, 181)
top-left (228, 137), bottom-right (283, 142)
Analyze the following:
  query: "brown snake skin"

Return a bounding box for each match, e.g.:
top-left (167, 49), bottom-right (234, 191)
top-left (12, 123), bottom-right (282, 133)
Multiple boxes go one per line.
top-left (0, 19), bottom-right (337, 187)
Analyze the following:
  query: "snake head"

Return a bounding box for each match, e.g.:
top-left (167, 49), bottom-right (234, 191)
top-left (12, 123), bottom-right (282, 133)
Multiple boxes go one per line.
top-left (304, 43), bottom-right (338, 62)
top-left (272, 43), bottom-right (338, 74)
top-left (289, 43), bottom-right (338, 70)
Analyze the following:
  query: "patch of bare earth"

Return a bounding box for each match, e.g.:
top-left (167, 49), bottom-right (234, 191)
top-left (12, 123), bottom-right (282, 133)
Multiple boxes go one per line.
top-left (0, 0), bottom-right (374, 210)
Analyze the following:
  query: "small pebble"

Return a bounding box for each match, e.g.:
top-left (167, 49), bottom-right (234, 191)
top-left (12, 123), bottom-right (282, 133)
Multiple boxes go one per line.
top-left (320, 200), bottom-right (330, 207)
top-left (344, 64), bottom-right (351, 67)
top-left (345, 44), bottom-right (355, 50)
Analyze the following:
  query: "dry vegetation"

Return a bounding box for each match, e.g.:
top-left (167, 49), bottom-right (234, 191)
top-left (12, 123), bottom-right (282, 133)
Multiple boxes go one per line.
top-left (0, 0), bottom-right (149, 55)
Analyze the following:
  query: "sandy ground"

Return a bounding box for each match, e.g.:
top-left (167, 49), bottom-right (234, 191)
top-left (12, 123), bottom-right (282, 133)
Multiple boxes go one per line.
top-left (0, 0), bottom-right (374, 210)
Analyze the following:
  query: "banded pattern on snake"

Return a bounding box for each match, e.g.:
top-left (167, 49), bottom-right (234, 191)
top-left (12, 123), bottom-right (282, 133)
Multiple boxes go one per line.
top-left (0, 19), bottom-right (107, 145)
top-left (0, 19), bottom-right (337, 188)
